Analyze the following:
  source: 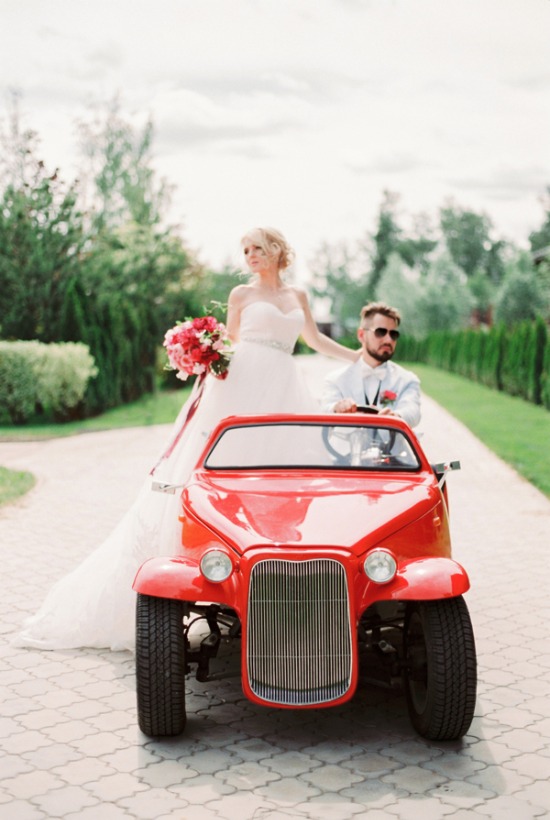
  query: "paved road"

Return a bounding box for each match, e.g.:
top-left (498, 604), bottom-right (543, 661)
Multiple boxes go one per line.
top-left (1, 356), bottom-right (550, 819)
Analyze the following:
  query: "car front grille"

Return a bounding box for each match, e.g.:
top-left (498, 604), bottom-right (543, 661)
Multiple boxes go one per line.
top-left (247, 558), bottom-right (353, 705)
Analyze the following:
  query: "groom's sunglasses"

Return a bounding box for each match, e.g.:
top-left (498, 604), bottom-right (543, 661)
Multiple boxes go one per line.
top-left (364, 327), bottom-right (400, 342)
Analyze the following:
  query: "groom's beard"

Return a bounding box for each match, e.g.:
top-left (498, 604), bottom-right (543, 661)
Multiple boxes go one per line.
top-left (366, 344), bottom-right (394, 364)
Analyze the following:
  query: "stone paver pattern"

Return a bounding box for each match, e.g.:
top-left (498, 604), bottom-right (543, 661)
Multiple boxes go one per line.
top-left (1, 355), bottom-right (550, 819)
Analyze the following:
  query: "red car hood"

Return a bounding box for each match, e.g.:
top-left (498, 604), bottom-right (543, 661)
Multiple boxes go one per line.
top-left (183, 471), bottom-right (440, 555)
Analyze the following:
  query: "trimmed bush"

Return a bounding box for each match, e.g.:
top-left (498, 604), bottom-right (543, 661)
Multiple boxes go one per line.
top-left (479, 325), bottom-right (504, 390)
top-left (0, 342), bottom-right (40, 424)
top-left (34, 343), bottom-right (98, 419)
top-left (500, 320), bottom-right (546, 402)
top-left (0, 341), bottom-right (97, 424)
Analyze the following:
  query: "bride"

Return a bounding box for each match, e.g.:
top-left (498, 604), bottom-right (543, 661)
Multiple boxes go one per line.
top-left (14, 227), bottom-right (359, 651)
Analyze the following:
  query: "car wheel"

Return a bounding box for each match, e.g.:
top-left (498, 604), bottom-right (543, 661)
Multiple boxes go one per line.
top-left (136, 593), bottom-right (186, 737)
top-left (404, 596), bottom-right (477, 740)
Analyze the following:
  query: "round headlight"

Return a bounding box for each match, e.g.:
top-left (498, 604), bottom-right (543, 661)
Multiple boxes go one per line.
top-left (200, 550), bottom-right (233, 583)
top-left (364, 550), bottom-right (397, 583)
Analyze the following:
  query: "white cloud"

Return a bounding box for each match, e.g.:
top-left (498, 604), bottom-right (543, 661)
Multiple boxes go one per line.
top-left (450, 165), bottom-right (549, 200)
top-left (349, 153), bottom-right (437, 176)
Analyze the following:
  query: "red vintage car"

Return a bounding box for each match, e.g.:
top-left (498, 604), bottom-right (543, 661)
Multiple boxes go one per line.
top-left (133, 412), bottom-right (476, 741)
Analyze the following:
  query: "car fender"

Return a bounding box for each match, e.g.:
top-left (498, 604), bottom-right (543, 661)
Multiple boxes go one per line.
top-left (132, 556), bottom-right (240, 604)
top-left (360, 556), bottom-right (470, 609)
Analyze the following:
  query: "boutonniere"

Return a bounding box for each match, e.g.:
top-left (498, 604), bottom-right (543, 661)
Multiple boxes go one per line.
top-left (381, 390), bottom-right (397, 406)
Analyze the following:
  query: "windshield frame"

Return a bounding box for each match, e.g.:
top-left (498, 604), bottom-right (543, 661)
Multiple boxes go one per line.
top-left (203, 420), bottom-right (422, 474)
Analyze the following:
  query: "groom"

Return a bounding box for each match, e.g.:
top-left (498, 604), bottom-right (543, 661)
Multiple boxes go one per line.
top-left (322, 302), bottom-right (421, 427)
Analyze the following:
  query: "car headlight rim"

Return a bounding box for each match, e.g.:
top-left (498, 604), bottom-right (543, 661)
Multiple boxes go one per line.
top-left (364, 549), bottom-right (397, 584)
top-left (200, 549), bottom-right (233, 583)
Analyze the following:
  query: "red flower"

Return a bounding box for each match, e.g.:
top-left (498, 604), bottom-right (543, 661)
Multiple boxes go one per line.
top-left (192, 316), bottom-right (218, 333)
top-left (381, 390), bottom-right (397, 406)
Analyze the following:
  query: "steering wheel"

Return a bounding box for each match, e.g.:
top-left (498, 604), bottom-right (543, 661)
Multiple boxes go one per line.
top-left (322, 410), bottom-right (397, 467)
top-left (355, 407), bottom-right (398, 461)
top-left (355, 405), bottom-right (379, 415)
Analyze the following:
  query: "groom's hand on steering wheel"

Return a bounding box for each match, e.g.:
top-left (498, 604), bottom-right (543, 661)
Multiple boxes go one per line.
top-left (332, 400), bottom-right (382, 415)
top-left (333, 398), bottom-right (357, 413)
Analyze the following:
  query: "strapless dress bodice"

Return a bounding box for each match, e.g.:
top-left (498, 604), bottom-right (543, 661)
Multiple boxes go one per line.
top-left (239, 301), bottom-right (304, 354)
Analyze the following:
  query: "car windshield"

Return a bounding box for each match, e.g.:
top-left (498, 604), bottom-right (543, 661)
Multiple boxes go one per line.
top-left (204, 422), bottom-right (421, 471)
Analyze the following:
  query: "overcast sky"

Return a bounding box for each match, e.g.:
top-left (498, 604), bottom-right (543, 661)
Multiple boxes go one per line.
top-left (2, 0), bottom-right (550, 275)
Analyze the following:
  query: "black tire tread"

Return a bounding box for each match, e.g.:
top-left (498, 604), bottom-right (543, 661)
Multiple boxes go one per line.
top-left (136, 593), bottom-right (186, 737)
top-left (405, 596), bottom-right (477, 741)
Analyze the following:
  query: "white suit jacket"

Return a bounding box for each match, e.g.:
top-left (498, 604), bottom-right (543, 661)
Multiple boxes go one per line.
top-left (321, 359), bottom-right (421, 428)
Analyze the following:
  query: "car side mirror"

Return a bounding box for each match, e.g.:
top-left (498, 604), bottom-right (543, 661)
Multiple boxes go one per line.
top-left (432, 461), bottom-right (461, 488)
top-left (151, 481), bottom-right (185, 495)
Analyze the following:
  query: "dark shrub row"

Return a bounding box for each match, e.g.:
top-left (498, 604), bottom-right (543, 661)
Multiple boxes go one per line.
top-left (398, 318), bottom-right (550, 409)
top-left (59, 280), bottom-right (159, 417)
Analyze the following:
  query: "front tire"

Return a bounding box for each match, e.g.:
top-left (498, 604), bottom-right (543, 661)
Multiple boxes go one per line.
top-left (404, 597), bottom-right (476, 740)
top-left (136, 593), bottom-right (186, 737)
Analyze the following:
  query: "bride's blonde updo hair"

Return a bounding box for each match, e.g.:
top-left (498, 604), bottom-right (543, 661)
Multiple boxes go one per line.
top-left (242, 227), bottom-right (295, 271)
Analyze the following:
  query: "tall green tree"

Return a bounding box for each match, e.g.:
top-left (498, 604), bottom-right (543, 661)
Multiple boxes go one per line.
top-left (367, 192), bottom-right (438, 291)
top-left (494, 251), bottom-right (547, 324)
top-left (368, 190), bottom-right (403, 292)
top-left (310, 241), bottom-right (370, 335)
top-left (395, 211), bottom-right (438, 274)
top-left (0, 105), bottom-right (86, 341)
top-left (78, 97), bottom-right (169, 233)
top-left (415, 252), bottom-right (474, 332)
top-left (76, 99), bottom-right (201, 328)
top-left (71, 100), bottom-right (204, 411)
top-left (439, 201), bottom-right (505, 283)
top-left (375, 253), bottom-right (424, 337)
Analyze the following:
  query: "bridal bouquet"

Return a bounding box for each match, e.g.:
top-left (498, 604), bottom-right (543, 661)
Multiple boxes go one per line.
top-left (163, 316), bottom-right (233, 381)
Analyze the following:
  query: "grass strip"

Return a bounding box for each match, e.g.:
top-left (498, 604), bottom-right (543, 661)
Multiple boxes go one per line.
top-left (413, 363), bottom-right (550, 498)
top-left (0, 466), bottom-right (36, 507)
top-left (0, 388), bottom-right (191, 441)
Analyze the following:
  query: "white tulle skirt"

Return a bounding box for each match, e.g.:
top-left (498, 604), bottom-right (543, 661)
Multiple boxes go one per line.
top-left (13, 341), bottom-right (318, 651)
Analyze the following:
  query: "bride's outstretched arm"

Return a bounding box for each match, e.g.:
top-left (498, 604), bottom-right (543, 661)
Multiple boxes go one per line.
top-left (296, 289), bottom-right (360, 362)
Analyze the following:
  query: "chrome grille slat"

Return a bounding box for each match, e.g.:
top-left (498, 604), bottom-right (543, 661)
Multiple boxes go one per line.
top-left (247, 559), bottom-right (352, 705)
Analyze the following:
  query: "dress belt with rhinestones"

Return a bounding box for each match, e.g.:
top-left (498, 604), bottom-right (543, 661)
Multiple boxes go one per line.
top-left (240, 337), bottom-right (294, 355)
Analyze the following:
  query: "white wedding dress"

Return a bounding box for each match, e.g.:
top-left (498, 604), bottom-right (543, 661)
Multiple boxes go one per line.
top-left (14, 303), bottom-right (318, 652)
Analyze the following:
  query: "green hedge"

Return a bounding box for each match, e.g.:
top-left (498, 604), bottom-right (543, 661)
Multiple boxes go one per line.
top-left (397, 318), bottom-right (550, 410)
top-left (0, 341), bottom-right (97, 424)
top-left (58, 281), bottom-right (158, 416)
